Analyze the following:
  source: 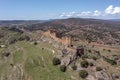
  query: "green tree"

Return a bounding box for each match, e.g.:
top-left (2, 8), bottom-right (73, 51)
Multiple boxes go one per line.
top-left (96, 67), bottom-right (102, 71)
top-left (60, 65), bottom-right (67, 72)
top-left (79, 70), bottom-right (88, 78)
top-left (71, 65), bottom-right (77, 70)
top-left (80, 60), bottom-right (89, 68)
top-left (52, 57), bottom-right (61, 65)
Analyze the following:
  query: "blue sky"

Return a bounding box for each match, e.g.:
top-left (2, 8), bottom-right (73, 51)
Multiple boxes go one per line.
top-left (0, 0), bottom-right (120, 20)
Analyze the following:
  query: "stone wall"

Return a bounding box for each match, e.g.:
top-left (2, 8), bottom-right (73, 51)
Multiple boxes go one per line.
top-left (42, 29), bottom-right (72, 46)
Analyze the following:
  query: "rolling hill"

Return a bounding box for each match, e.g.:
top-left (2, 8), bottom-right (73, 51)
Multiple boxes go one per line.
top-left (0, 18), bottom-right (120, 80)
top-left (25, 18), bottom-right (120, 45)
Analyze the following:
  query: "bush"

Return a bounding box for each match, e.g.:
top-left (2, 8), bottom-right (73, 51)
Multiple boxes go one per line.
top-left (52, 57), bottom-right (61, 65)
top-left (103, 49), bottom-right (106, 51)
top-left (79, 70), bottom-right (88, 78)
top-left (60, 65), bottom-right (67, 72)
top-left (81, 55), bottom-right (88, 60)
top-left (108, 49), bottom-right (111, 52)
top-left (34, 42), bottom-right (38, 45)
top-left (103, 56), bottom-right (117, 65)
top-left (89, 62), bottom-right (94, 66)
top-left (71, 65), bottom-right (77, 70)
top-left (88, 50), bottom-right (92, 53)
top-left (92, 56), bottom-right (97, 60)
top-left (80, 60), bottom-right (89, 68)
top-left (98, 78), bottom-right (104, 80)
top-left (96, 67), bottom-right (102, 71)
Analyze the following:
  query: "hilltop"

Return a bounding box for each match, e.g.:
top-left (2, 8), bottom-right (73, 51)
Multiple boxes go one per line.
top-left (25, 18), bottom-right (120, 45)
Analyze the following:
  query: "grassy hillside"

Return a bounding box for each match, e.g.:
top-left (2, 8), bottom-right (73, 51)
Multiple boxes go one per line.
top-left (0, 41), bottom-right (74, 80)
top-left (0, 40), bottom-right (120, 80)
top-left (0, 27), bottom-right (29, 45)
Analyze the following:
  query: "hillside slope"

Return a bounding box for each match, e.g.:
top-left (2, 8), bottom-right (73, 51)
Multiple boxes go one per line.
top-left (26, 18), bottom-right (120, 45)
top-left (0, 19), bottom-right (120, 80)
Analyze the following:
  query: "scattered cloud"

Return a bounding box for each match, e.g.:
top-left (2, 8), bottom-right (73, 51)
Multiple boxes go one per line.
top-left (105, 5), bottom-right (120, 15)
top-left (93, 10), bottom-right (101, 16)
top-left (105, 5), bottom-right (113, 14)
top-left (80, 11), bottom-right (91, 16)
top-left (60, 5), bottom-right (120, 18)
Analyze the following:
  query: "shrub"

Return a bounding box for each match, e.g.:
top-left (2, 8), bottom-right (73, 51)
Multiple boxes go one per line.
top-left (103, 49), bottom-right (106, 51)
top-left (92, 56), bottom-right (97, 60)
top-left (52, 57), bottom-right (61, 65)
top-left (108, 49), bottom-right (111, 52)
top-left (89, 62), bottom-right (94, 66)
top-left (103, 56), bottom-right (117, 65)
top-left (79, 70), bottom-right (88, 78)
top-left (95, 51), bottom-right (100, 54)
top-left (96, 67), bottom-right (102, 71)
top-left (88, 50), bottom-right (92, 53)
top-left (81, 55), bottom-right (88, 60)
top-left (71, 65), bottom-right (77, 70)
top-left (80, 60), bottom-right (89, 68)
top-left (60, 65), bottom-right (67, 72)
top-left (34, 42), bottom-right (38, 45)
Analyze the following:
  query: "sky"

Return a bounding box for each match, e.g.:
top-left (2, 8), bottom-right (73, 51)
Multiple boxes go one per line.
top-left (0, 0), bottom-right (120, 20)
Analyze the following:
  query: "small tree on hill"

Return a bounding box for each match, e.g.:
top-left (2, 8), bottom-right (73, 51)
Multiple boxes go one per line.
top-left (96, 66), bottom-right (102, 71)
top-left (60, 65), bottom-right (67, 72)
top-left (71, 65), bottom-right (77, 70)
top-left (80, 60), bottom-right (89, 68)
top-left (52, 57), bottom-right (61, 65)
top-left (34, 42), bottom-right (38, 45)
top-left (89, 62), bottom-right (94, 66)
top-left (79, 70), bottom-right (88, 78)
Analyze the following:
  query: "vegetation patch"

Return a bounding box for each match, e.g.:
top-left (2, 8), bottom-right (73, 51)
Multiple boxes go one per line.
top-left (103, 56), bottom-right (117, 65)
top-left (60, 65), bottom-right (67, 72)
top-left (79, 70), bottom-right (88, 78)
top-left (52, 57), bottom-right (61, 65)
top-left (71, 64), bottom-right (77, 70)
top-left (80, 60), bottom-right (89, 68)
top-left (96, 66), bottom-right (103, 71)
top-left (13, 50), bottom-right (23, 64)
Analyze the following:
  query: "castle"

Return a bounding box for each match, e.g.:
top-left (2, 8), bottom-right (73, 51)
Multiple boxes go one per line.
top-left (42, 29), bottom-right (72, 47)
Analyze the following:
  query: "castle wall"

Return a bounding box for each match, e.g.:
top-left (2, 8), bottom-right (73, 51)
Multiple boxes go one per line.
top-left (42, 30), bottom-right (72, 46)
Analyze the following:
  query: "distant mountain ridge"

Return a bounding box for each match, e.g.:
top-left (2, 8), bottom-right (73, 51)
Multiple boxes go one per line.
top-left (108, 19), bottom-right (120, 21)
top-left (0, 20), bottom-right (48, 26)
top-left (25, 18), bottom-right (120, 45)
top-left (0, 18), bottom-right (120, 45)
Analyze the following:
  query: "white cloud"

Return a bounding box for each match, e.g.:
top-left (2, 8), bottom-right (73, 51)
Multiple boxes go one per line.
top-left (105, 5), bottom-right (120, 15)
top-left (60, 12), bottom-right (77, 17)
top-left (80, 11), bottom-right (91, 16)
top-left (60, 5), bottom-right (120, 18)
top-left (60, 11), bottom-right (92, 18)
top-left (105, 5), bottom-right (113, 14)
top-left (93, 10), bottom-right (101, 16)
top-left (112, 7), bottom-right (120, 14)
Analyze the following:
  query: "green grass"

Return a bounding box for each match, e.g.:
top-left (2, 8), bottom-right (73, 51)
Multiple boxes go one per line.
top-left (13, 50), bottom-right (23, 64)
top-left (10, 41), bottom-right (72, 80)
top-left (1, 40), bottom-right (119, 80)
